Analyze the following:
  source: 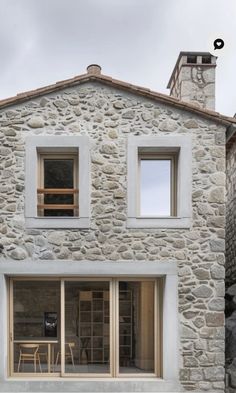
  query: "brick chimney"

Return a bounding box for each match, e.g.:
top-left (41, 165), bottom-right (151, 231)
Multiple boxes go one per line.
top-left (167, 52), bottom-right (217, 110)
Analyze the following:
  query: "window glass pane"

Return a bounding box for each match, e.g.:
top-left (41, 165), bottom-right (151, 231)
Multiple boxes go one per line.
top-left (119, 281), bottom-right (155, 374)
top-left (64, 281), bottom-right (110, 374)
top-left (13, 281), bottom-right (60, 374)
top-left (44, 159), bottom-right (74, 188)
top-left (44, 209), bottom-right (74, 217)
top-left (140, 159), bottom-right (171, 216)
top-left (42, 158), bottom-right (75, 217)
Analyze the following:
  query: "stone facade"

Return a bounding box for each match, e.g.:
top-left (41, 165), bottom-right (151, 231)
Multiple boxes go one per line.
top-left (226, 135), bottom-right (236, 286)
top-left (0, 77), bottom-right (228, 392)
top-left (225, 133), bottom-right (236, 392)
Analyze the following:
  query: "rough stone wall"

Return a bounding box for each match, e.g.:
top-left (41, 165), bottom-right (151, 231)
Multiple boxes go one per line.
top-left (178, 66), bottom-right (215, 110)
top-left (225, 137), bottom-right (236, 392)
top-left (226, 138), bottom-right (236, 286)
top-left (0, 81), bottom-right (226, 391)
top-left (169, 63), bottom-right (216, 110)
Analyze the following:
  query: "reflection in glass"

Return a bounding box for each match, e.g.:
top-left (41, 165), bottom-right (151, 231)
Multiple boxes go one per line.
top-left (119, 281), bottom-right (155, 374)
top-left (64, 281), bottom-right (110, 374)
top-left (43, 159), bottom-right (75, 217)
top-left (13, 281), bottom-right (60, 373)
top-left (140, 159), bottom-right (171, 216)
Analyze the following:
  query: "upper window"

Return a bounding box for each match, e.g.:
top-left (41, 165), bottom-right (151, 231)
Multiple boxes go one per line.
top-left (37, 153), bottom-right (79, 217)
top-left (25, 136), bottom-right (90, 229)
top-left (139, 152), bottom-right (177, 217)
top-left (127, 135), bottom-right (192, 229)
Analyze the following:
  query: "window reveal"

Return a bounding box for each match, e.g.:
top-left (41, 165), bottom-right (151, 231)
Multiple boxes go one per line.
top-left (139, 153), bottom-right (177, 217)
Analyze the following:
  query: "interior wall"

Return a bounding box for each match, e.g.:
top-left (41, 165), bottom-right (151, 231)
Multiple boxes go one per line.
top-left (136, 282), bottom-right (154, 370)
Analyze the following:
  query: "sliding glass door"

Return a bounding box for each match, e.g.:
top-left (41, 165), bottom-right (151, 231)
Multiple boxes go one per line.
top-left (64, 280), bottom-right (111, 376)
top-left (9, 278), bottom-right (160, 378)
top-left (118, 281), bottom-right (155, 375)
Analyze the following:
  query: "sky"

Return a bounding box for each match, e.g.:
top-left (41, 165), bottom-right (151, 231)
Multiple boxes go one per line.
top-left (1, 0), bottom-right (236, 116)
top-left (140, 160), bottom-right (171, 216)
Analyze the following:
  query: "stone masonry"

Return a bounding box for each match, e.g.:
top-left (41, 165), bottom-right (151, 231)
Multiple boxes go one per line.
top-left (0, 78), bottom-right (227, 392)
top-left (225, 132), bottom-right (236, 391)
top-left (167, 52), bottom-right (217, 111)
top-left (226, 135), bottom-right (236, 286)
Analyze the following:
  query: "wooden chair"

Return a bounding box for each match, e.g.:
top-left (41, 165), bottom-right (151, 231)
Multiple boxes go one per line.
top-left (55, 342), bottom-right (75, 368)
top-left (38, 344), bottom-right (48, 364)
top-left (17, 344), bottom-right (42, 373)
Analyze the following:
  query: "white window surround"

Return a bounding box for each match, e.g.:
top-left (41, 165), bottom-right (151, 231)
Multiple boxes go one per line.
top-left (127, 135), bottom-right (192, 229)
top-left (0, 260), bottom-right (180, 392)
top-left (25, 135), bottom-right (90, 229)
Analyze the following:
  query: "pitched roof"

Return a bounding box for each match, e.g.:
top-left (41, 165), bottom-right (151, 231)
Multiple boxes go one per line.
top-left (0, 64), bottom-right (235, 127)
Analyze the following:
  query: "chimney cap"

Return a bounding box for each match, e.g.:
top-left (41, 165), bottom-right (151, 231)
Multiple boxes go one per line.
top-left (87, 64), bottom-right (102, 75)
top-left (167, 51), bottom-right (217, 88)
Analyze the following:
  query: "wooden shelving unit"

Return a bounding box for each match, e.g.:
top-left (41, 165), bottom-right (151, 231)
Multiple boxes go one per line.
top-left (119, 290), bottom-right (133, 366)
top-left (78, 290), bottom-right (109, 364)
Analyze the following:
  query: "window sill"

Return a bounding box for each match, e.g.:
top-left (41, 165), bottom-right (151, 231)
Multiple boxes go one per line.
top-left (4, 378), bottom-right (182, 393)
top-left (25, 217), bottom-right (90, 229)
top-left (127, 217), bottom-right (191, 229)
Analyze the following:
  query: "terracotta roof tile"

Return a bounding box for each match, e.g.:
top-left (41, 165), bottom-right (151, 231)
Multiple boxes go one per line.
top-left (0, 70), bottom-right (235, 127)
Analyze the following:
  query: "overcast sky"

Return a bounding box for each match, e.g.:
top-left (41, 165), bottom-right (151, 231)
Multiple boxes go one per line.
top-left (1, 0), bottom-right (236, 116)
top-left (140, 160), bottom-right (171, 216)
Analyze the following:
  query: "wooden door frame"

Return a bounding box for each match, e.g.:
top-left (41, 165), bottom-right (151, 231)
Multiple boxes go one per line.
top-left (9, 277), bottom-right (162, 378)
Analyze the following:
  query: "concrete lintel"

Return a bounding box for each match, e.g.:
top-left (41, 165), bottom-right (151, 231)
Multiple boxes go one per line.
top-left (0, 260), bottom-right (177, 276)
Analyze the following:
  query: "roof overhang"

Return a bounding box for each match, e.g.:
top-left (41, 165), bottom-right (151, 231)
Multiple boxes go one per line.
top-left (0, 70), bottom-right (235, 128)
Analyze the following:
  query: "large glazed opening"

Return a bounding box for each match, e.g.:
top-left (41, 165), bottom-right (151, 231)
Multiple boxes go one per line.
top-left (9, 278), bottom-right (160, 378)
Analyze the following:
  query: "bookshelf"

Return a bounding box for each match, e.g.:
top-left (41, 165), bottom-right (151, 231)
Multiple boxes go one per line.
top-left (119, 290), bottom-right (132, 366)
top-left (78, 290), bottom-right (109, 364)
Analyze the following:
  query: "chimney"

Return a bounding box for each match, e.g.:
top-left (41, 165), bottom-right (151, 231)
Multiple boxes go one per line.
top-left (87, 64), bottom-right (102, 75)
top-left (167, 52), bottom-right (217, 110)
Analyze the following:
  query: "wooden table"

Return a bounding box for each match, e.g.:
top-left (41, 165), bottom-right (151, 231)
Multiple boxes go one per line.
top-left (14, 339), bottom-right (58, 373)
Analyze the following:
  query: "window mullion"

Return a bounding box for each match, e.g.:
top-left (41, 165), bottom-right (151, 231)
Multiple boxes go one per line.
top-left (110, 280), bottom-right (114, 377)
top-left (9, 279), bottom-right (14, 376)
top-left (61, 280), bottom-right (65, 376)
top-left (114, 279), bottom-right (119, 377)
top-left (154, 279), bottom-right (159, 377)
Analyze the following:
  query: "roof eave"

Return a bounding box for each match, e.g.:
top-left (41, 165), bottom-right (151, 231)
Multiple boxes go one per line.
top-left (226, 124), bottom-right (236, 144)
top-left (0, 72), bottom-right (235, 128)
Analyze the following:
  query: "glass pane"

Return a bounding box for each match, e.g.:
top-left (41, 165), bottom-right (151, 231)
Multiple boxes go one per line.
top-left (44, 159), bottom-right (74, 188)
top-left (43, 159), bottom-right (75, 217)
top-left (64, 281), bottom-right (110, 374)
top-left (119, 281), bottom-right (155, 374)
top-left (140, 159), bottom-right (171, 216)
top-left (13, 281), bottom-right (60, 374)
top-left (44, 209), bottom-right (74, 217)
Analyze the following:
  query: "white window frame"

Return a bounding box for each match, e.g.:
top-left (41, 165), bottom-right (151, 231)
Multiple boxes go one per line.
top-left (25, 136), bottom-right (90, 229)
top-left (127, 135), bottom-right (192, 229)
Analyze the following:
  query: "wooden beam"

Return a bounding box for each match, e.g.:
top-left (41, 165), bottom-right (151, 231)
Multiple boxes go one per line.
top-left (37, 188), bottom-right (79, 194)
top-left (37, 204), bottom-right (78, 209)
